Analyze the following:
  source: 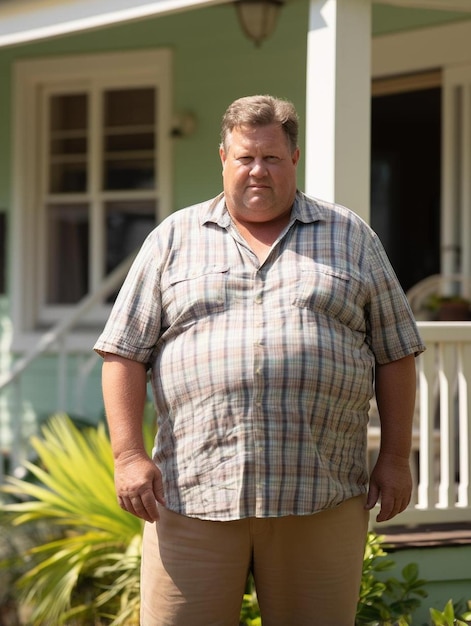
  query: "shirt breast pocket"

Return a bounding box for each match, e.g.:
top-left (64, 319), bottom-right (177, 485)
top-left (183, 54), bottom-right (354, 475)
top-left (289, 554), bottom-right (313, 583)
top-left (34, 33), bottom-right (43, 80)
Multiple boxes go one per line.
top-left (293, 264), bottom-right (356, 323)
top-left (162, 265), bottom-right (229, 323)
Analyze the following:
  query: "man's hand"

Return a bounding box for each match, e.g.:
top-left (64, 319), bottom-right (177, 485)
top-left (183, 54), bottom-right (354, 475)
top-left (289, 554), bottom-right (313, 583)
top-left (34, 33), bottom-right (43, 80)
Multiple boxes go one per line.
top-left (101, 355), bottom-right (164, 523)
top-left (365, 451), bottom-right (412, 522)
top-left (114, 449), bottom-right (165, 523)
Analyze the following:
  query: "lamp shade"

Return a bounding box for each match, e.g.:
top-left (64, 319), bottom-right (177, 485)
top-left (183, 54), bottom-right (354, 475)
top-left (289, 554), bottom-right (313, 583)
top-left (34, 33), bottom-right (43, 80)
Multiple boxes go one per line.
top-left (235, 0), bottom-right (284, 47)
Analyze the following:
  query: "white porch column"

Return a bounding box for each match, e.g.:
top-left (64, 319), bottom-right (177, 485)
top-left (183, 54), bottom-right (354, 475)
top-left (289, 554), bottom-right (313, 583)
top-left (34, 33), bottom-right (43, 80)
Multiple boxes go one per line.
top-left (304, 0), bottom-right (372, 223)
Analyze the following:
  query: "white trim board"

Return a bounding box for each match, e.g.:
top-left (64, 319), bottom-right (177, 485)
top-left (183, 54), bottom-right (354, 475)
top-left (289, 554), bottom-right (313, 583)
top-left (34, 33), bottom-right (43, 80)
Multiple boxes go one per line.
top-left (0, 0), bottom-right (232, 47)
top-left (374, 0), bottom-right (471, 10)
top-left (373, 19), bottom-right (471, 78)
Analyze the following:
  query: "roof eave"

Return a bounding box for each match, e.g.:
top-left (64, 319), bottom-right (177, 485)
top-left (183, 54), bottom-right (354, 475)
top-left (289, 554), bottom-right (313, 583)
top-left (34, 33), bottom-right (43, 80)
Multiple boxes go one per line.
top-left (0, 0), bottom-right (231, 48)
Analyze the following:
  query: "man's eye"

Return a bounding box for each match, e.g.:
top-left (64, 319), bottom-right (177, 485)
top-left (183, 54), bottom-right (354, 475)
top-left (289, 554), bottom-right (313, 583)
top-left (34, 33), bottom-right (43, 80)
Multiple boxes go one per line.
top-left (266, 156), bottom-right (280, 163)
top-left (238, 156), bottom-right (252, 164)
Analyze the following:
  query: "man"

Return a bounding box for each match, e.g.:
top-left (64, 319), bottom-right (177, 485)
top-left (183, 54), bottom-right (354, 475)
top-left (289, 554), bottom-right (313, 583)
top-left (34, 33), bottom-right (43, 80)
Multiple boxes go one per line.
top-left (95, 95), bottom-right (425, 625)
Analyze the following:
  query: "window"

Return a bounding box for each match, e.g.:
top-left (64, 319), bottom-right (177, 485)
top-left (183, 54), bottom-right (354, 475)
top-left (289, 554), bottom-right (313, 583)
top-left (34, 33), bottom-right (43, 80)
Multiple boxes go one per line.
top-left (12, 51), bottom-right (172, 346)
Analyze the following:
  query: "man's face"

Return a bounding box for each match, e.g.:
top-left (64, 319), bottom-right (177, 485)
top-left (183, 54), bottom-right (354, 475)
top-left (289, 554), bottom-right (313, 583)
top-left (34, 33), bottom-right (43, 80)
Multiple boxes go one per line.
top-left (219, 123), bottom-right (300, 225)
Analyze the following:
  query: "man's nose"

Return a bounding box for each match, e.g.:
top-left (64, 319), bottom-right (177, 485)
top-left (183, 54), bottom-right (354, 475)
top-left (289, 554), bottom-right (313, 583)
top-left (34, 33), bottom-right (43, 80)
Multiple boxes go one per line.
top-left (249, 159), bottom-right (267, 176)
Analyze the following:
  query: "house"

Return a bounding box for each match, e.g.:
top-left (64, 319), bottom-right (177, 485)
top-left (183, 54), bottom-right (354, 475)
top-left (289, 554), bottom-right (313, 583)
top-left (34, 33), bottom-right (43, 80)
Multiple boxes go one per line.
top-left (0, 1), bottom-right (470, 620)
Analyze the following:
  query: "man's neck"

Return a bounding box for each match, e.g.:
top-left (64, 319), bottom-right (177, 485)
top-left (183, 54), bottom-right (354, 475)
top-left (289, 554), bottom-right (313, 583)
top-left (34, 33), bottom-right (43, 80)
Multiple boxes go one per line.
top-left (230, 211), bottom-right (292, 263)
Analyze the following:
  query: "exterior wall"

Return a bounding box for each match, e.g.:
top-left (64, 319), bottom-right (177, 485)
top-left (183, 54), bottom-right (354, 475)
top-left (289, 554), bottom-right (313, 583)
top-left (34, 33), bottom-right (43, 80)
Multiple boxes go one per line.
top-left (382, 544), bottom-right (471, 625)
top-left (0, 0), bottom-right (311, 424)
top-left (1, 3), bottom-right (471, 423)
top-left (17, 356), bottom-right (104, 425)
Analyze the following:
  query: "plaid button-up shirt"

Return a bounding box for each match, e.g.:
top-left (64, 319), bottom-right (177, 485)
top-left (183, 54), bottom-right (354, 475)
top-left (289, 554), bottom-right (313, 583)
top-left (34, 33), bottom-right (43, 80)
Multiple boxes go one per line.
top-left (95, 191), bottom-right (425, 521)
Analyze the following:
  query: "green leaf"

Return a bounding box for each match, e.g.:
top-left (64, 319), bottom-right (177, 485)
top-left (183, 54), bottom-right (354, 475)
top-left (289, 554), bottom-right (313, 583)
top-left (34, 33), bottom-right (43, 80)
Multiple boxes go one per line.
top-left (401, 562), bottom-right (419, 581)
top-left (0, 414), bottom-right (144, 624)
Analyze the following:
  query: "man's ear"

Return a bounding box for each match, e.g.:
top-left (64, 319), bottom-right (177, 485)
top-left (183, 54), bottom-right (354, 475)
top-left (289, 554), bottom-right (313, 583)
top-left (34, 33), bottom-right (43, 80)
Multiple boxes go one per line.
top-left (219, 145), bottom-right (227, 167)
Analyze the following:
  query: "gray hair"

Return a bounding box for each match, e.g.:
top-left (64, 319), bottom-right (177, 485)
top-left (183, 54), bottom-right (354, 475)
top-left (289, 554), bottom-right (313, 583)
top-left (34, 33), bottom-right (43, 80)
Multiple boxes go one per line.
top-left (220, 95), bottom-right (299, 153)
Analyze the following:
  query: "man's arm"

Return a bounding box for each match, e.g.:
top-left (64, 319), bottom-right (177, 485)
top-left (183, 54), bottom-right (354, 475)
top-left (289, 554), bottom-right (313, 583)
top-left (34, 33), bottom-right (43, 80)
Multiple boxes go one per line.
top-left (102, 353), bottom-right (165, 523)
top-left (365, 354), bottom-right (416, 522)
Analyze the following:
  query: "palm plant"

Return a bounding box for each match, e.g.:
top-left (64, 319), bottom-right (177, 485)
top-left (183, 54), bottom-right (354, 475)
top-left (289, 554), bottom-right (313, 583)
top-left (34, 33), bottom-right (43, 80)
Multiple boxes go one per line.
top-left (0, 414), bottom-right (147, 625)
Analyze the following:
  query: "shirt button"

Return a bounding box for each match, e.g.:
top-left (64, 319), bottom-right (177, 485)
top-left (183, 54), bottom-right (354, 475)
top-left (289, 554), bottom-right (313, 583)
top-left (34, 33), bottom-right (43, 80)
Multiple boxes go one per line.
top-left (255, 295), bottom-right (262, 304)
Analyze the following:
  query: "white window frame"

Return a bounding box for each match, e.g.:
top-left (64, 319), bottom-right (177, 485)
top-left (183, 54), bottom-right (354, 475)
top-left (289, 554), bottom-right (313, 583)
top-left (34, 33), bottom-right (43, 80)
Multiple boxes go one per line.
top-left (12, 49), bottom-right (173, 352)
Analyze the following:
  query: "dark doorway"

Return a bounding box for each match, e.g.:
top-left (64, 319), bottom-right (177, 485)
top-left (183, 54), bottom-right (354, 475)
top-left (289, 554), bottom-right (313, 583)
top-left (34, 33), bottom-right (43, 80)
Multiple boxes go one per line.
top-left (371, 86), bottom-right (441, 292)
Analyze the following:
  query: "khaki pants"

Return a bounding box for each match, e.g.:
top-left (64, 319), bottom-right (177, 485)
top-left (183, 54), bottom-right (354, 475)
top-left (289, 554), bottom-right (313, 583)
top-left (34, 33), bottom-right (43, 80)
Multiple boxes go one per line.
top-left (140, 495), bottom-right (369, 626)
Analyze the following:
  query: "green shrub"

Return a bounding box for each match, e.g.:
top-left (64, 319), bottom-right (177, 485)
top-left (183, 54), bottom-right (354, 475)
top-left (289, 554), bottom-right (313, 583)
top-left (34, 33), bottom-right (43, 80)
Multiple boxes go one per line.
top-left (356, 532), bottom-right (428, 625)
top-left (239, 575), bottom-right (261, 625)
top-left (430, 599), bottom-right (471, 626)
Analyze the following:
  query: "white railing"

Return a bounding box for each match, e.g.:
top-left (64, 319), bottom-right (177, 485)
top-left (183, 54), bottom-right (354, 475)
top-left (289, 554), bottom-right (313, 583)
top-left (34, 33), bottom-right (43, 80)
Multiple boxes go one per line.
top-left (370, 321), bottom-right (471, 528)
top-left (2, 287), bottom-right (471, 530)
top-left (0, 254), bottom-right (135, 483)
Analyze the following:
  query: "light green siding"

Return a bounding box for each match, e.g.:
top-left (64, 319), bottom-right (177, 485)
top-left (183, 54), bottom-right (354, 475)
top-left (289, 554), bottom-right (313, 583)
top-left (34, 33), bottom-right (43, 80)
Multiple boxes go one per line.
top-left (383, 544), bottom-right (471, 625)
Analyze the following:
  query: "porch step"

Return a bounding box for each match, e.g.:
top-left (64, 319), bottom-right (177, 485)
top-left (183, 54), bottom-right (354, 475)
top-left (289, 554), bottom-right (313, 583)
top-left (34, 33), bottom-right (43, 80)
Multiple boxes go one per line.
top-left (380, 522), bottom-right (471, 550)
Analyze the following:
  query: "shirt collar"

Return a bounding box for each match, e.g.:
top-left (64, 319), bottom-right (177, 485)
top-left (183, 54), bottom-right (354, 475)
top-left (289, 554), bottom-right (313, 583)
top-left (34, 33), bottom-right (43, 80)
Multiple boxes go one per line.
top-left (291, 191), bottom-right (326, 224)
top-left (200, 190), bottom-right (327, 227)
top-left (200, 193), bottom-right (230, 227)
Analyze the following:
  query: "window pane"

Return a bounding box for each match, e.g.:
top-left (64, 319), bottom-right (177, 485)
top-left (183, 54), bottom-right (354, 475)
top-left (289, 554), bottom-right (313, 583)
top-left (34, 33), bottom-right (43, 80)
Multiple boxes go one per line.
top-left (106, 200), bottom-right (156, 272)
top-left (50, 162), bottom-right (88, 193)
top-left (106, 200), bottom-right (156, 302)
top-left (106, 132), bottom-right (154, 152)
top-left (49, 94), bottom-right (88, 193)
top-left (104, 158), bottom-right (155, 190)
top-left (46, 203), bottom-right (89, 304)
top-left (103, 88), bottom-right (156, 190)
top-left (105, 88), bottom-right (154, 127)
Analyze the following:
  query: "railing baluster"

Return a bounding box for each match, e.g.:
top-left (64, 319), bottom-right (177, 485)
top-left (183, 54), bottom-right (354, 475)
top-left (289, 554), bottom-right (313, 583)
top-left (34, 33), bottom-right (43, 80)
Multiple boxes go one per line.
top-left (0, 392), bottom-right (5, 484)
top-left (418, 344), bottom-right (438, 509)
top-left (457, 343), bottom-right (471, 507)
top-left (438, 343), bottom-right (457, 508)
top-left (57, 337), bottom-right (67, 413)
top-left (10, 377), bottom-right (23, 476)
